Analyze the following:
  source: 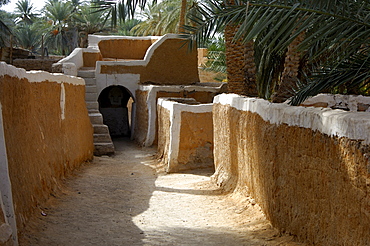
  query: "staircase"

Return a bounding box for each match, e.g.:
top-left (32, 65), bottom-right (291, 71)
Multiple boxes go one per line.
top-left (78, 68), bottom-right (115, 156)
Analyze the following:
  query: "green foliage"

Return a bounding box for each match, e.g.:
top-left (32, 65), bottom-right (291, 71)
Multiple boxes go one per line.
top-left (0, 10), bottom-right (15, 47)
top-left (0, 0), bottom-right (10, 7)
top-left (203, 37), bottom-right (226, 74)
top-left (116, 19), bottom-right (141, 35)
top-left (14, 22), bottom-right (44, 52)
top-left (131, 0), bottom-right (195, 35)
top-left (14, 0), bottom-right (39, 24)
top-left (186, 0), bottom-right (370, 104)
top-left (73, 4), bottom-right (109, 34)
top-left (91, 0), bottom-right (152, 28)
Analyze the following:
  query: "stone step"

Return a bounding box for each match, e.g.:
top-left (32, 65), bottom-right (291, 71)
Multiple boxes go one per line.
top-left (85, 85), bottom-right (97, 93)
top-left (89, 113), bottom-right (103, 124)
top-left (94, 133), bottom-right (112, 143)
top-left (86, 101), bottom-right (99, 110)
top-left (88, 108), bottom-right (100, 114)
top-left (78, 70), bottom-right (95, 78)
top-left (85, 92), bottom-right (97, 101)
top-left (83, 78), bottom-right (97, 86)
top-left (93, 124), bottom-right (110, 134)
top-left (94, 142), bottom-right (115, 156)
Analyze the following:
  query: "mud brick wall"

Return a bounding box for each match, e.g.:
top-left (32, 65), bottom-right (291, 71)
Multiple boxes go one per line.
top-left (13, 58), bottom-right (61, 72)
top-left (133, 84), bottom-right (225, 147)
top-left (157, 98), bottom-right (213, 173)
top-left (212, 94), bottom-right (370, 245)
top-left (133, 89), bottom-right (150, 145)
top-left (157, 104), bottom-right (171, 168)
top-left (0, 64), bottom-right (94, 236)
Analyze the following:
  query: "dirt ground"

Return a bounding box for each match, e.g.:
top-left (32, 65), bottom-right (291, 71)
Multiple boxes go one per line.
top-left (20, 138), bottom-right (305, 246)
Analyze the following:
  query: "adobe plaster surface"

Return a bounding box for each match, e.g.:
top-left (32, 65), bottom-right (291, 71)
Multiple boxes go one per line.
top-left (215, 94), bottom-right (370, 144)
top-left (0, 63), bottom-right (93, 245)
top-left (157, 98), bottom-right (213, 172)
top-left (212, 94), bottom-right (370, 245)
top-left (135, 83), bottom-right (225, 147)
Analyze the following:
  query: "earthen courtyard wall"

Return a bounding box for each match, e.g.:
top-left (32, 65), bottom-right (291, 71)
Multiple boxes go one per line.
top-left (0, 63), bottom-right (94, 242)
top-left (99, 39), bottom-right (199, 85)
top-left (212, 94), bottom-right (370, 245)
top-left (157, 98), bottom-right (213, 172)
top-left (133, 84), bottom-right (226, 146)
top-left (98, 39), bottom-right (154, 60)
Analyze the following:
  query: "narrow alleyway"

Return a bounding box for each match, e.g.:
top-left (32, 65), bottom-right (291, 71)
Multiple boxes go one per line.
top-left (20, 139), bottom-right (304, 246)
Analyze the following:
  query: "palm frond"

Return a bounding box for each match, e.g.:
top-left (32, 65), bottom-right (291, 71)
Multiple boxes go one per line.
top-left (186, 0), bottom-right (370, 101)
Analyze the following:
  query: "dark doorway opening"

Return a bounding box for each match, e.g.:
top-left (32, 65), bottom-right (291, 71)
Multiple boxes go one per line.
top-left (98, 86), bottom-right (134, 138)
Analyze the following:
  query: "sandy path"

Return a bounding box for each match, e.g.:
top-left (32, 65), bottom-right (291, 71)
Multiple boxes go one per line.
top-left (20, 138), bottom-right (304, 246)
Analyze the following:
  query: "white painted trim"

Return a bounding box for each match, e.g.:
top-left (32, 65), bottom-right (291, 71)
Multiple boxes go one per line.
top-left (0, 62), bottom-right (85, 85)
top-left (60, 83), bottom-right (65, 120)
top-left (55, 48), bottom-right (84, 71)
top-left (88, 35), bottom-right (162, 48)
top-left (301, 93), bottom-right (370, 112)
top-left (215, 94), bottom-right (370, 144)
top-left (0, 103), bottom-right (18, 246)
top-left (169, 103), bottom-right (181, 171)
top-left (95, 73), bottom-right (140, 101)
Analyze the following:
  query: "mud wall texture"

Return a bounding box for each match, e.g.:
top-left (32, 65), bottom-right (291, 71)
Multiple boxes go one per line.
top-left (98, 39), bottom-right (153, 60)
top-left (212, 94), bottom-right (370, 245)
top-left (100, 39), bottom-right (199, 85)
top-left (12, 58), bottom-right (62, 72)
top-left (177, 111), bottom-right (213, 171)
top-left (157, 98), bottom-right (213, 173)
top-left (83, 52), bottom-right (102, 67)
top-left (133, 90), bottom-right (149, 145)
top-left (0, 64), bottom-right (94, 236)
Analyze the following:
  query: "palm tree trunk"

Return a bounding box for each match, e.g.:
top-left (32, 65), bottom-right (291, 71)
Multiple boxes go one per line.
top-left (271, 31), bottom-right (305, 103)
top-left (244, 40), bottom-right (258, 96)
top-left (225, 24), bottom-right (257, 96)
top-left (178, 0), bottom-right (187, 33)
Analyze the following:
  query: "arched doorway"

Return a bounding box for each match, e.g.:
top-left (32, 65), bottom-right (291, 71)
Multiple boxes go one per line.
top-left (98, 86), bottom-right (134, 138)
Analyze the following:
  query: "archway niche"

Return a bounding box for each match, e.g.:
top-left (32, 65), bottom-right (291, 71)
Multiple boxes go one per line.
top-left (98, 85), bottom-right (134, 137)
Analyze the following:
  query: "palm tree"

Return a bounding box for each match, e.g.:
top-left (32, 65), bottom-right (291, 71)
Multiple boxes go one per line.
top-left (14, 22), bottom-right (43, 53)
top-left (132, 0), bottom-right (188, 35)
top-left (14, 0), bottom-right (38, 24)
top-left (92, 0), bottom-right (190, 33)
top-left (116, 19), bottom-right (141, 35)
top-left (0, 10), bottom-right (14, 47)
top-left (186, 0), bottom-right (370, 105)
top-left (0, 0), bottom-right (12, 46)
top-left (43, 0), bottom-right (76, 55)
top-left (73, 4), bottom-right (110, 47)
top-left (91, 0), bottom-right (140, 28)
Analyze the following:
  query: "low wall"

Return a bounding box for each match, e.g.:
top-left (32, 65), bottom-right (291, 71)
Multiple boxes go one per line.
top-left (157, 98), bottom-right (213, 173)
top-left (0, 63), bottom-right (94, 244)
top-left (133, 83), bottom-right (226, 146)
top-left (212, 94), bottom-right (370, 245)
top-left (12, 58), bottom-right (62, 72)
